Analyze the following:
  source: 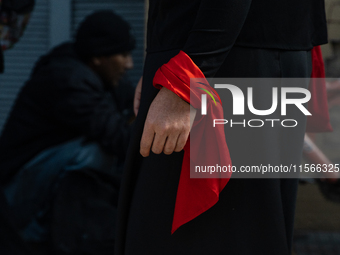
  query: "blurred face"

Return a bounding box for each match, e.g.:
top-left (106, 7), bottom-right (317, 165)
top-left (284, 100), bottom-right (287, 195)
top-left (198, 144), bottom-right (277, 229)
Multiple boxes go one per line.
top-left (91, 52), bottom-right (133, 86)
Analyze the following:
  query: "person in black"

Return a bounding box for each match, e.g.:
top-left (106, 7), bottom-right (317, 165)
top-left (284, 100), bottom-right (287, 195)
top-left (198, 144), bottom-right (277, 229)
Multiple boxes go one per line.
top-left (115, 1), bottom-right (328, 255)
top-left (0, 10), bottom-right (135, 254)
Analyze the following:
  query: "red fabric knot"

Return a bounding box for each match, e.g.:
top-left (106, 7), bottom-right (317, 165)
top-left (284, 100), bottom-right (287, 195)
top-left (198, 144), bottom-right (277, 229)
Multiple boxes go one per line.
top-left (153, 51), bottom-right (232, 234)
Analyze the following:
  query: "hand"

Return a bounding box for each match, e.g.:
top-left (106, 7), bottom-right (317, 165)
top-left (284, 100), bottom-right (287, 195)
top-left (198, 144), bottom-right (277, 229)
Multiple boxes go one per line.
top-left (140, 87), bottom-right (196, 157)
top-left (321, 170), bottom-right (340, 183)
top-left (134, 76), bottom-right (143, 116)
top-left (304, 134), bottom-right (340, 183)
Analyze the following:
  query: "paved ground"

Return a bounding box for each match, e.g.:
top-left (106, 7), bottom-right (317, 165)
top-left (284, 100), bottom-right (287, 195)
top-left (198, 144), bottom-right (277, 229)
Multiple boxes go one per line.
top-left (293, 183), bottom-right (340, 254)
top-left (294, 231), bottom-right (340, 255)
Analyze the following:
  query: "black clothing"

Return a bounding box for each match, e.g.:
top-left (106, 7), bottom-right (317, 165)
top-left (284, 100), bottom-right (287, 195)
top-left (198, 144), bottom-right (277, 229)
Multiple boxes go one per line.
top-left (75, 11), bottom-right (136, 58)
top-left (116, 0), bottom-right (327, 254)
top-left (51, 166), bottom-right (120, 255)
top-left (0, 187), bottom-right (31, 255)
top-left (116, 47), bottom-right (312, 255)
top-left (146, 0), bottom-right (327, 77)
top-left (2, 137), bottom-right (123, 255)
top-left (0, 42), bottom-right (133, 184)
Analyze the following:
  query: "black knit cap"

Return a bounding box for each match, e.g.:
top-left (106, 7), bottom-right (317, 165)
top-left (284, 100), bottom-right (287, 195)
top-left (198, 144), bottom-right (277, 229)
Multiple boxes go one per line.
top-left (75, 10), bottom-right (136, 58)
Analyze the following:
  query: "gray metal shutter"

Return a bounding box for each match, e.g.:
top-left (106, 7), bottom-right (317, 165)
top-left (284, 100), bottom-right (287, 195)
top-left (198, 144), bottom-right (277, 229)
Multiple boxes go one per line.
top-left (0, 0), bottom-right (50, 134)
top-left (72, 0), bottom-right (145, 86)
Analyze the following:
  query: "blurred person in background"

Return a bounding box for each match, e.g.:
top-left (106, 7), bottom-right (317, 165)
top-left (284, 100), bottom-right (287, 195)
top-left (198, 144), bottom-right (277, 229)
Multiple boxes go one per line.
top-left (0, 10), bottom-right (135, 254)
top-left (0, 0), bottom-right (35, 73)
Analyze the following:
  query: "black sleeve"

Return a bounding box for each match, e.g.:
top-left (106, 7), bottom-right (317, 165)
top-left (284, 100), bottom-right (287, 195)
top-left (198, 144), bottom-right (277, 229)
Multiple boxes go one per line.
top-left (52, 77), bottom-right (131, 156)
top-left (111, 75), bottom-right (135, 113)
top-left (182, 0), bottom-right (252, 77)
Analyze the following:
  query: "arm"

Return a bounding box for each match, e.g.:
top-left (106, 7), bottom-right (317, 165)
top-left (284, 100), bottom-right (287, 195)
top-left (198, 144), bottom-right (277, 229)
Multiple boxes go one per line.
top-left (141, 0), bottom-right (252, 157)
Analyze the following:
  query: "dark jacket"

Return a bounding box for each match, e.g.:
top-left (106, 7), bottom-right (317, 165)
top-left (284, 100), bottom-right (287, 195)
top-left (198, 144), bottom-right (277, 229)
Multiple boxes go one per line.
top-left (0, 42), bottom-right (134, 184)
top-left (115, 1), bottom-right (328, 254)
top-left (146, 0), bottom-right (327, 77)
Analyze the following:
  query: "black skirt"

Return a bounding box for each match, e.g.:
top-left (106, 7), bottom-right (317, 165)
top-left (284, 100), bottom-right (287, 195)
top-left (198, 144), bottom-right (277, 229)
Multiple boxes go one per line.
top-left (115, 46), bottom-right (312, 255)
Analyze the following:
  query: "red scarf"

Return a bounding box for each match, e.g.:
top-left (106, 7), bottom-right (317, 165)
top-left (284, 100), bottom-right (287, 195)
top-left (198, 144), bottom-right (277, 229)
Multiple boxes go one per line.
top-left (152, 46), bottom-right (331, 234)
top-left (306, 46), bottom-right (332, 132)
top-left (153, 51), bottom-right (232, 234)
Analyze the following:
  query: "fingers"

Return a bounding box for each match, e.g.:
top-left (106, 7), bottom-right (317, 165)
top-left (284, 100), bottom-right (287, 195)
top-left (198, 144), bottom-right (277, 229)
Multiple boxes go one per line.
top-left (152, 131), bottom-right (168, 154)
top-left (174, 131), bottom-right (189, 152)
top-left (163, 133), bottom-right (179, 155)
top-left (140, 122), bottom-right (189, 157)
top-left (139, 87), bottom-right (191, 157)
top-left (140, 129), bottom-right (189, 157)
top-left (140, 122), bottom-right (180, 157)
top-left (140, 123), bottom-right (155, 157)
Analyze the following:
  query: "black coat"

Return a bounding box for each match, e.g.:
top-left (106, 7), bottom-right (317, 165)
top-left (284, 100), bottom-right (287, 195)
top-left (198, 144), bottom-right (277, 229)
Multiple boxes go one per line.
top-left (0, 42), bottom-right (134, 184)
top-left (115, 0), bottom-right (327, 254)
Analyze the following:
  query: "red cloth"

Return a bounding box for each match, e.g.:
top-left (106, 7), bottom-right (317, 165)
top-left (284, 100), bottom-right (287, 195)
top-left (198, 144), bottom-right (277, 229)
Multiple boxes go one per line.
top-left (153, 51), bottom-right (232, 234)
top-left (306, 46), bottom-right (332, 132)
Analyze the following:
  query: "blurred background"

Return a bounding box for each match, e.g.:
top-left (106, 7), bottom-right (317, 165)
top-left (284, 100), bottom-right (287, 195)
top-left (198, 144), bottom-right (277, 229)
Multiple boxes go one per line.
top-left (0, 0), bottom-right (339, 254)
top-left (293, 1), bottom-right (340, 254)
top-left (0, 0), bottom-right (145, 133)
